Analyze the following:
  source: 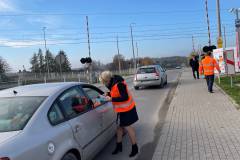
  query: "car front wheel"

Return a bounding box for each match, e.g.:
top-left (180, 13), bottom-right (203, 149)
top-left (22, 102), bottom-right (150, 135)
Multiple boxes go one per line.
top-left (134, 86), bottom-right (139, 90)
top-left (160, 79), bottom-right (164, 88)
top-left (165, 76), bottom-right (168, 85)
top-left (62, 153), bottom-right (79, 160)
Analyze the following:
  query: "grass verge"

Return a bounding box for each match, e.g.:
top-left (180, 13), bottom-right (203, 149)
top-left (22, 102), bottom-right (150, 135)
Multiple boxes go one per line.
top-left (216, 75), bottom-right (240, 108)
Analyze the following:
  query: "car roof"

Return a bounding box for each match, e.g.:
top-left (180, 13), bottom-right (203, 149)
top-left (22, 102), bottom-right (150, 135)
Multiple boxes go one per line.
top-left (0, 82), bottom-right (87, 97)
top-left (138, 65), bottom-right (160, 69)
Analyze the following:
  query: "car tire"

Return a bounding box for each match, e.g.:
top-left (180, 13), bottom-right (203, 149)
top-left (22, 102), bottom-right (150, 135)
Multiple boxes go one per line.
top-left (62, 153), bottom-right (79, 160)
top-left (165, 76), bottom-right (168, 85)
top-left (160, 79), bottom-right (164, 88)
top-left (134, 86), bottom-right (139, 90)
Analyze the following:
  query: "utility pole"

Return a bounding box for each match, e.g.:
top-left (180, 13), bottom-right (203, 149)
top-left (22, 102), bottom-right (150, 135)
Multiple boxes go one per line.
top-left (116, 35), bottom-right (121, 74)
top-left (136, 42), bottom-right (139, 67)
top-left (192, 36), bottom-right (196, 53)
top-left (224, 25), bottom-right (227, 48)
top-left (86, 16), bottom-right (92, 83)
top-left (43, 27), bottom-right (50, 78)
top-left (198, 44), bottom-right (202, 58)
top-left (216, 0), bottom-right (223, 48)
top-left (205, 0), bottom-right (212, 46)
top-left (130, 24), bottom-right (136, 72)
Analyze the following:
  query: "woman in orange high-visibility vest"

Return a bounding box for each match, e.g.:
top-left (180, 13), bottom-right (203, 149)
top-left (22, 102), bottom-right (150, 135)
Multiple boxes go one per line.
top-left (99, 71), bottom-right (139, 157)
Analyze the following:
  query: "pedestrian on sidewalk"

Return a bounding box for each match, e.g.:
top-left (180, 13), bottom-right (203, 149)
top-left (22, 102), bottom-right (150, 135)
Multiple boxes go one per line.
top-left (99, 71), bottom-right (139, 157)
top-left (199, 46), bottom-right (221, 93)
top-left (189, 54), bottom-right (200, 79)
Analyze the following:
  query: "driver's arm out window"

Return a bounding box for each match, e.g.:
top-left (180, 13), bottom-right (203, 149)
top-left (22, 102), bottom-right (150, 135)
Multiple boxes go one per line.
top-left (82, 86), bottom-right (106, 108)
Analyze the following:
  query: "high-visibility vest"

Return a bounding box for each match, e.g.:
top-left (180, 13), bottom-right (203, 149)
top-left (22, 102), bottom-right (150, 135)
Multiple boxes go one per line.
top-left (110, 81), bottom-right (136, 113)
top-left (199, 56), bottom-right (220, 76)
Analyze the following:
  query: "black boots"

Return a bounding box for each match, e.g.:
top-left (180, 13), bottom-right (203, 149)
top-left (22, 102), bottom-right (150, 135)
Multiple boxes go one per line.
top-left (112, 143), bottom-right (138, 157)
top-left (112, 142), bottom-right (122, 155)
top-left (129, 144), bottom-right (138, 157)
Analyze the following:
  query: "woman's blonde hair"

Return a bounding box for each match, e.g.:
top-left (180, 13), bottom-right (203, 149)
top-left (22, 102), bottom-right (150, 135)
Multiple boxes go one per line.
top-left (99, 71), bottom-right (112, 85)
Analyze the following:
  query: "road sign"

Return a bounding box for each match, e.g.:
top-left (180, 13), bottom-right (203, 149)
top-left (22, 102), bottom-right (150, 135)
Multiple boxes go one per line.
top-left (55, 54), bottom-right (66, 65)
top-left (217, 37), bottom-right (223, 48)
top-left (224, 49), bottom-right (235, 75)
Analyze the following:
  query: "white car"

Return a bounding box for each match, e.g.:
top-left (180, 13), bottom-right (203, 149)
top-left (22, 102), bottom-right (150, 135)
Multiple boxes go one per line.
top-left (0, 82), bottom-right (116, 160)
top-left (133, 65), bottom-right (167, 90)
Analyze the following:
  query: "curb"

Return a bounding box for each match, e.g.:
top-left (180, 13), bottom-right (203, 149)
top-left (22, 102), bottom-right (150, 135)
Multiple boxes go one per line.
top-left (214, 83), bottom-right (240, 109)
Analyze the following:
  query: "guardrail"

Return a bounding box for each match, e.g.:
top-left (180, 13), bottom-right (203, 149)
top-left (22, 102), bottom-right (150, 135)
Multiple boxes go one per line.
top-left (0, 74), bottom-right (134, 90)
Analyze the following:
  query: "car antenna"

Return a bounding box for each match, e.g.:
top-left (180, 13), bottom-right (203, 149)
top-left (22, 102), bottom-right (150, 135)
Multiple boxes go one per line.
top-left (13, 90), bottom-right (18, 95)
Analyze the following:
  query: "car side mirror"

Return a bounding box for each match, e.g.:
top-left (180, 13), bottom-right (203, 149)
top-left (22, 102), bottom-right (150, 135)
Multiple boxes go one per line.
top-left (72, 97), bottom-right (89, 113)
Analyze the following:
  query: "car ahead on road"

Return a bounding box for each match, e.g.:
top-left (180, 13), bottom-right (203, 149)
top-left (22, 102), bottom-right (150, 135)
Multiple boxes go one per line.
top-left (133, 65), bottom-right (167, 90)
top-left (0, 82), bottom-right (116, 160)
top-left (175, 66), bottom-right (182, 69)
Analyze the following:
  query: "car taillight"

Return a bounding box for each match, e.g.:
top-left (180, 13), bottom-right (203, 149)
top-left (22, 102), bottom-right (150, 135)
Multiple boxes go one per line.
top-left (134, 75), bottom-right (137, 81)
top-left (155, 72), bottom-right (160, 77)
top-left (0, 157), bottom-right (10, 160)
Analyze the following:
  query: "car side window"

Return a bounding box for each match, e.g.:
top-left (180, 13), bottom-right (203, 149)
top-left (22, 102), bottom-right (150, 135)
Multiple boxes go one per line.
top-left (59, 87), bottom-right (91, 119)
top-left (82, 86), bottom-right (106, 108)
top-left (48, 102), bottom-right (65, 125)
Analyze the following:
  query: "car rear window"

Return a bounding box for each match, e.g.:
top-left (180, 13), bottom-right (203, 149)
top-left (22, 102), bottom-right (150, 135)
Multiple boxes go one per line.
top-left (137, 67), bottom-right (156, 74)
top-left (0, 97), bottom-right (46, 132)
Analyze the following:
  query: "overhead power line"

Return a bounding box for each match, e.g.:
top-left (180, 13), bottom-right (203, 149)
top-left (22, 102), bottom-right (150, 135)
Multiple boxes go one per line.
top-left (0, 9), bottom-right (230, 17)
top-left (0, 32), bottom-right (236, 48)
top-left (0, 30), bottom-right (235, 45)
top-left (0, 23), bottom-right (233, 37)
top-left (0, 29), bottom-right (235, 42)
top-left (0, 21), bottom-right (233, 33)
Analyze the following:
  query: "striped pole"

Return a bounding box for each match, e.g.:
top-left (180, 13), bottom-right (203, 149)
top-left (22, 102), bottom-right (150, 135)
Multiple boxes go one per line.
top-left (205, 0), bottom-right (212, 46)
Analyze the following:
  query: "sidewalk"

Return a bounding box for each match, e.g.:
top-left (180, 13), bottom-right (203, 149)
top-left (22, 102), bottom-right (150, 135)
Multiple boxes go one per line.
top-left (152, 69), bottom-right (240, 160)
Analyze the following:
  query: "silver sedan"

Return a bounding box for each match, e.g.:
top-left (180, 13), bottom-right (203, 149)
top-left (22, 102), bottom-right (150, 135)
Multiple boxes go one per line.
top-left (0, 82), bottom-right (116, 160)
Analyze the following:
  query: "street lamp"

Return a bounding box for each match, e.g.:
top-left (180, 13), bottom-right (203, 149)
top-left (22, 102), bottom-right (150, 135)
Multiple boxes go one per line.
top-left (42, 27), bottom-right (50, 78)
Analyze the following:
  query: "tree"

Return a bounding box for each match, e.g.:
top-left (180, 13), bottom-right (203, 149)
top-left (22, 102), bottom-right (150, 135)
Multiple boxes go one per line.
top-left (141, 57), bottom-right (154, 66)
top-left (0, 56), bottom-right (9, 74)
top-left (37, 49), bottom-right (45, 74)
top-left (0, 57), bottom-right (10, 82)
top-left (91, 60), bottom-right (105, 71)
top-left (112, 54), bottom-right (124, 71)
top-left (30, 53), bottom-right (39, 73)
top-left (45, 50), bottom-right (56, 72)
top-left (107, 54), bottom-right (131, 71)
top-left (56, 50), bottom-right (71, 72)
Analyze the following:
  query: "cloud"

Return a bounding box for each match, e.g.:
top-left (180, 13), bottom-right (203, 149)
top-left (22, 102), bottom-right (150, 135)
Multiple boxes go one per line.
top-left (0, 39), bottom-right (43, 48)
top-left (0, 0), bottom-right (15, 12)
top-left (0, 38), bottom-right (66, 48)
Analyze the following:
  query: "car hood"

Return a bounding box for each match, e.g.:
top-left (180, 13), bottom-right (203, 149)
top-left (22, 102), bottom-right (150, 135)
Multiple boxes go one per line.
top-left (0, 131), bottom-right (20, 145)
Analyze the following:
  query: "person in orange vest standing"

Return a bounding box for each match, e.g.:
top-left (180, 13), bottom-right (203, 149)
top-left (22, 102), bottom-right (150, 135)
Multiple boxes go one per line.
top-left (199, 45), bottom-right (221, 93)
top-left (99, 71), bottom-right (139, 157)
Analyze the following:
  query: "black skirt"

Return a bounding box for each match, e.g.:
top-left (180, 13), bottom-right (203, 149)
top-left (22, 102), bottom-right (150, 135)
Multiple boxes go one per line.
top-left (118, 106), bottom-right (139, 127)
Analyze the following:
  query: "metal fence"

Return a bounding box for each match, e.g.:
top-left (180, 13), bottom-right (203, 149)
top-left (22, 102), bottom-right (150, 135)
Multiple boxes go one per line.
top-left (0, 68), bottom-right (135, 90)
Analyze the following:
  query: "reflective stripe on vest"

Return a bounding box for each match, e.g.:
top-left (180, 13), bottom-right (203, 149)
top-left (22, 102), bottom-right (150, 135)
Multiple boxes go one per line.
top-left (201, 57), bottom-right (215, 75)
top-left (113, 97), bottom-right (134, 109)
top-left (110, 81), bottom-right (136, 113)
top-left (202, 63), bottom-right (214, 67)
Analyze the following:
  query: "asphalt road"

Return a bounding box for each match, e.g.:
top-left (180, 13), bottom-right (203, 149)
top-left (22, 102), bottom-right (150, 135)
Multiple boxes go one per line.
top-left (94, 69), bottom-right (182, 160)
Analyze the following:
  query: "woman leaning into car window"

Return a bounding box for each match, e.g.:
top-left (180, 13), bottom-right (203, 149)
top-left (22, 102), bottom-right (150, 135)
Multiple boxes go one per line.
top-left (99, 71), bottom-right (139, 158)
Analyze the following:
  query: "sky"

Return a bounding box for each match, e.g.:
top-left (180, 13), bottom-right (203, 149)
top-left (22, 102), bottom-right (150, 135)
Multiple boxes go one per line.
top-left (0, 0), bottom-right (239, 72)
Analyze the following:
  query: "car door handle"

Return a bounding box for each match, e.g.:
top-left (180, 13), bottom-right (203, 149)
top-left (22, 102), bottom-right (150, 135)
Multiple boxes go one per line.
top-left (75, 125), bottom-right (81, 133)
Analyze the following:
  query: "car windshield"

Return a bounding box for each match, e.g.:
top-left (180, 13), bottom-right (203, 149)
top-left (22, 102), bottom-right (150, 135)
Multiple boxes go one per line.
top-left (0, 97), bottom-right (46, 132)
top-left (137, 67), bottom-right (156, 74)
